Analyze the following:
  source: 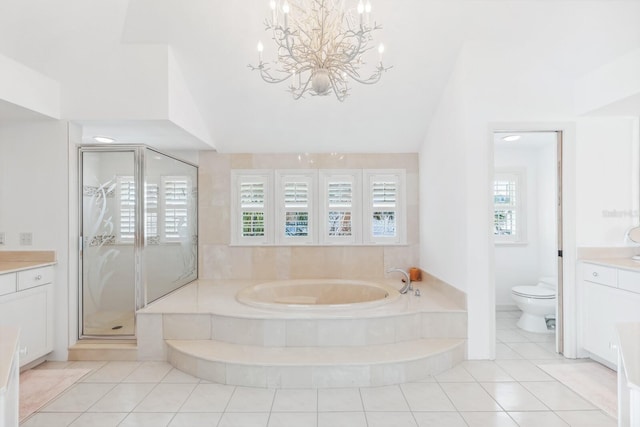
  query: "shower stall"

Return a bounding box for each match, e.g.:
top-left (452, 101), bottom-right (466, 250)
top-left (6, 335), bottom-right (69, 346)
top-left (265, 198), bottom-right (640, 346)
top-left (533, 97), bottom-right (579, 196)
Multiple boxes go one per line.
top-left (79, 146), bottom-right (198, 338)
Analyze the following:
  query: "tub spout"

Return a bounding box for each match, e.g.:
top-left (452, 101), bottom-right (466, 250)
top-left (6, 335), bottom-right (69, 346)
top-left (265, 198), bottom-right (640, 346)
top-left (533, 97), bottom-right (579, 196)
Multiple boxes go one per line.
top-left (387, 268), bottom-right (412, 294)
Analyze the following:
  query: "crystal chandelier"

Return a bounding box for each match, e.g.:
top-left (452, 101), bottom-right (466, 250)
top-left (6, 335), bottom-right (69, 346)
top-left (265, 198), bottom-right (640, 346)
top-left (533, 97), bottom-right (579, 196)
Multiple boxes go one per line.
top-left (249, 0), bottom-right (391, 102)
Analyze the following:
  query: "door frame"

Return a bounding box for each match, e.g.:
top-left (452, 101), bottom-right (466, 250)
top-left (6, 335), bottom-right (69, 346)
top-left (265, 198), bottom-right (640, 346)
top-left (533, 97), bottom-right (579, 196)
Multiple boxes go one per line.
top-left (489, 122), bottom-right (577, 358)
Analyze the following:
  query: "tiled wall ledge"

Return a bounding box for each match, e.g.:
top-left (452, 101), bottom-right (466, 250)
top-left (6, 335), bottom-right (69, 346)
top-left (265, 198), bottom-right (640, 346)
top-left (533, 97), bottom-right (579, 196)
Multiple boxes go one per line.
top-left (0, 250), bottom-right (56, 263)
top-left (420, 270), bottom-right (467, 310)
top-left (577, 246), bottom-right (637, 259)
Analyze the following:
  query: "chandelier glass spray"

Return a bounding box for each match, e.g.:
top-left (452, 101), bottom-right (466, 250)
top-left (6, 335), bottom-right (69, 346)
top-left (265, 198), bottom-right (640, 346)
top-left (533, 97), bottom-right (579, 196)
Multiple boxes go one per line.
top-left (249, 0), bottom-right (391, 102)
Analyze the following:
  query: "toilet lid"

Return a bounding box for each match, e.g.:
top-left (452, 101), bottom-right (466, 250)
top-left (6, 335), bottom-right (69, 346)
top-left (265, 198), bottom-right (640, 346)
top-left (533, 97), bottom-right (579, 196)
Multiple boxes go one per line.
top-left (512, 285), bottom-right (555, 299)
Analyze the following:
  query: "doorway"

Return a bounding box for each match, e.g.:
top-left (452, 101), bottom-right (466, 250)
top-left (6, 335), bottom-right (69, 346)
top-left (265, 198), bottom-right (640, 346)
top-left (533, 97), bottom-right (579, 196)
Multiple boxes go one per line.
top-left (492, 131), bottom-right (564, 355)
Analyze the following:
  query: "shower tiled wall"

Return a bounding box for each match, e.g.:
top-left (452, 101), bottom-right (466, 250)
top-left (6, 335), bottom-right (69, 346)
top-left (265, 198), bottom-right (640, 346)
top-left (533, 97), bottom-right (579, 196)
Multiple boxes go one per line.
top-left (198, 152), bottom-right (419, 280)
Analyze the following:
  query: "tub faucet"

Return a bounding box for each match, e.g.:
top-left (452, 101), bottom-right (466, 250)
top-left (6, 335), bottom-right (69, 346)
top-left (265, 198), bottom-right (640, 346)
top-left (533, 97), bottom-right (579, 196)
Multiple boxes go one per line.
top-left (387, 268), bottom-right (412, 294)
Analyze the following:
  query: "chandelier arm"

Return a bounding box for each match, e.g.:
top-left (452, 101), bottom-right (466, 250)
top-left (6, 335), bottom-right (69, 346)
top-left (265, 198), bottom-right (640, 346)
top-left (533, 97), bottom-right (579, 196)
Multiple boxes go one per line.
top-left (339, 31), bottom-right (368, 63)
top-left (327, 73), bottom-right (347, 102)
top-left (274, 28), bottom-right (309, 66)
top-left (249, 63), bottom-right (295, 84)
top-left (291, 74), bottom-right (314, 100)
top-left (342, 66), bottom-right (384, 85)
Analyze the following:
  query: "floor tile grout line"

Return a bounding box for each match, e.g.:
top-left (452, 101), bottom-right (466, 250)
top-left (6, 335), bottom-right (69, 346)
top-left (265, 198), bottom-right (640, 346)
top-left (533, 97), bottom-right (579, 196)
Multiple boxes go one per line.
top-left (25, 310), bottom-right (618, 427)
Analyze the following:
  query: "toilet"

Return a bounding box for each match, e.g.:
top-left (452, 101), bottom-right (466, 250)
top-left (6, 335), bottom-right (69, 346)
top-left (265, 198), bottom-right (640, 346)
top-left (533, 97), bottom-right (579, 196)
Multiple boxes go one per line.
top-left (511, 277), bottom-right (556, 334)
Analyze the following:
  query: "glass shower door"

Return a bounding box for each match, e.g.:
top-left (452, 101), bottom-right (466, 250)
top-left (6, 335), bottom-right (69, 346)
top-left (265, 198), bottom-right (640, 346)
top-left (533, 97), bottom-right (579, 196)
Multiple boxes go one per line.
top-left (80, 150), bottom-right (137, 337)
top-left (144, 149), bottom-right (198, 303)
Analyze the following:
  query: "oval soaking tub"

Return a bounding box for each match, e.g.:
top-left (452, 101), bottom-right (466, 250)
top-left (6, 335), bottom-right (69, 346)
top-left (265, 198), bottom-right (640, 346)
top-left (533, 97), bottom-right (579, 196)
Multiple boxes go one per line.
top-left (236, 279), bottom-right (400, 311)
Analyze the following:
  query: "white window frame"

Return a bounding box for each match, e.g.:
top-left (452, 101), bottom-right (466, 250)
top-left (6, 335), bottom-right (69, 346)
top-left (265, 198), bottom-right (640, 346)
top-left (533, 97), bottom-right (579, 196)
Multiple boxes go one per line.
top-left (231, 170), bottom-right (273, 245)
top-left (319, 170), bottom-right (362, 245)
top-left (275, 170), bottom-right (317, 245)
top-left (362, 169), bottom-right (406, 245)
top-left (493, 169), bottom-right (526, 244)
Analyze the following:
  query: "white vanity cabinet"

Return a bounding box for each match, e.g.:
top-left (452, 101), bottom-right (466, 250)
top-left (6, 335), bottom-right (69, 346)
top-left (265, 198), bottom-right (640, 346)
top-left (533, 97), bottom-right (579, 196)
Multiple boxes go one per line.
top-left (0, 265), bottom-right (54, 367)
top-left (582, 262), bottom-right (640, 367)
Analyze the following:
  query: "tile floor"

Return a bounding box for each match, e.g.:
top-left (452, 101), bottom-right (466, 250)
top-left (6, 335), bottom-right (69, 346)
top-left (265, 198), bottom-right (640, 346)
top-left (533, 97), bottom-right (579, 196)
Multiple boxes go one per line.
top-left (21, 310), bottom-right (616, 427)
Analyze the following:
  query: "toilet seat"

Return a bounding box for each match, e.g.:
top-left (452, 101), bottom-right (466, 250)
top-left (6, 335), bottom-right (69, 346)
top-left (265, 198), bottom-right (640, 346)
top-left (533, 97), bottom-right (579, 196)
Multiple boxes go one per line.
top-left (512, 285), bottom-right (555, 299)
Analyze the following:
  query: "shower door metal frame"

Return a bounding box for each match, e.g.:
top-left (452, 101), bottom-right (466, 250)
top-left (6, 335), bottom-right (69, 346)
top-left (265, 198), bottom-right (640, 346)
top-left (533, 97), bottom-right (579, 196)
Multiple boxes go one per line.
top-left (78, 145), bottom-right (199, 340)
top-left (78, 145), bottom-right (143, 340)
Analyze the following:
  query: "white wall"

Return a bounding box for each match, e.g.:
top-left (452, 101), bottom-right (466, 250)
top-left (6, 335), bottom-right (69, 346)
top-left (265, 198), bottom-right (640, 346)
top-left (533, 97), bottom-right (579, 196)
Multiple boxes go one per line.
top-left (0, 120), bottom-right (69, 361)
top-left (576, 118), bottom-right (639, 246)
top-left (0, 53), bottom-right (60, 119)
top-left (420, 37), bottom-right (638, 358)
top-left (419, 35), bottom-right (586, 358)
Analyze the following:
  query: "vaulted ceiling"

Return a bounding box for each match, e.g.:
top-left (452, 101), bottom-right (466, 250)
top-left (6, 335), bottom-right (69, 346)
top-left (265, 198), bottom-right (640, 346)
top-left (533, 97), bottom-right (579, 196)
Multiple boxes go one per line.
top-left (0, 1), bottom-right (639, 153)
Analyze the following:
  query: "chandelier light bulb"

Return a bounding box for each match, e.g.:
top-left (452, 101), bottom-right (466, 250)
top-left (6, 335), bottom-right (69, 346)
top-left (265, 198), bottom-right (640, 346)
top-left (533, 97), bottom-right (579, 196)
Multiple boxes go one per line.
top-left (365, 1), bottom-right (372, 13)
top-left (282, 1), bottom-right (290, 14)
top-left (357, 0), bottom-right (364, 14)
top-left (269, 0), bottom-right (276, 10)
top-left (257, 41), bottom-right (264, 52)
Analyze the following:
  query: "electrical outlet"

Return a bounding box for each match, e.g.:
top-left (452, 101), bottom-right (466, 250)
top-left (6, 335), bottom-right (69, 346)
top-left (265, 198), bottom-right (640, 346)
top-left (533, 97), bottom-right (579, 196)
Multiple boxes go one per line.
top-left (0, 232), bottom-right (4, 245)
top-left (19, 232), bottom-right (32, 246)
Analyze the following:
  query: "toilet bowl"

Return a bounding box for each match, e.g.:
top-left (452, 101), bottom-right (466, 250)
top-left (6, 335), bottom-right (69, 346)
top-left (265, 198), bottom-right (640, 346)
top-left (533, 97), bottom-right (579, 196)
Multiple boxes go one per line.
top-left (511, 277), bottom-right (556, 334)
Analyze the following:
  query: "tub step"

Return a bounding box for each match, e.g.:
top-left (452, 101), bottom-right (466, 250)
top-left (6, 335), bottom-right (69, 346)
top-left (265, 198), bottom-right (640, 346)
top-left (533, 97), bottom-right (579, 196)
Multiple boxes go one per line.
top-left (166, 338), bottom-right (465, 388)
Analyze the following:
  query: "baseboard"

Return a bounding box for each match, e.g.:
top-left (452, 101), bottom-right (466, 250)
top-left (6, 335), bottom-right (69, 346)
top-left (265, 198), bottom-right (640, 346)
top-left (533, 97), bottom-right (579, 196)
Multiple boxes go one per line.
top-left (496, 304), bottom-right (519, 312)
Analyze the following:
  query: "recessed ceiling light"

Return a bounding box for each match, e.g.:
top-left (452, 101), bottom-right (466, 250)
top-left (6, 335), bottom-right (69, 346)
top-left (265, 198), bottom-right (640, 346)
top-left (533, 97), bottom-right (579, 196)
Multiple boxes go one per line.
top-left (502, 135), bottom-right (521, 142)
top-left (93, 136), bottom-right (115, 143)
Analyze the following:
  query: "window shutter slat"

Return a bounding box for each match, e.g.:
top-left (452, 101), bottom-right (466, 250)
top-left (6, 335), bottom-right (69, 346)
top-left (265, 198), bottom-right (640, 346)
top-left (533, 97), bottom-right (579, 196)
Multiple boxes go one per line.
top-left (284, 182), bottom-right (308, 207)
top-left (328, 182), bottom-right (352, 207)
top-left (240, 182), bottom-right (265, 208)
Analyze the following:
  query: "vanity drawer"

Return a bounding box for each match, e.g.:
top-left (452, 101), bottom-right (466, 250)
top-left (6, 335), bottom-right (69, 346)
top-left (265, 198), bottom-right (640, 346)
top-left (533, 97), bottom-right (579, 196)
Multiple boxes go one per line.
top-left (583, 263), bottom-right (617, 287)
top-left (17, 266), bottom-right (53, 291)
top-left (618, 269), bottom-right (640, 294)
top-left (0, 273), bottom-right (17, 296)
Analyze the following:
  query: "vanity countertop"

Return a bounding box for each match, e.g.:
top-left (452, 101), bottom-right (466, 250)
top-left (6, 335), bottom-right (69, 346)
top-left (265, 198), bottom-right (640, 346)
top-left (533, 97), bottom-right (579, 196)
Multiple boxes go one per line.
top-left (0, 326), bottom-right (19, 394)
top-left (581, 257), bottom-right (640, 272)
top-left (0, 251), bottom-right (56, 274)
top-left (0, 261), bottom-right (56, 274)
top-left (617, 322), bottom-right (640, 392)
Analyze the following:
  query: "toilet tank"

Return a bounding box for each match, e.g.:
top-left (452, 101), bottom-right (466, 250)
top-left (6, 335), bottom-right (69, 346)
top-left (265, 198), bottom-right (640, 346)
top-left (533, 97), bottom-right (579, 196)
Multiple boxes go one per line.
top-left (538, 276), bottom-right (557, 289)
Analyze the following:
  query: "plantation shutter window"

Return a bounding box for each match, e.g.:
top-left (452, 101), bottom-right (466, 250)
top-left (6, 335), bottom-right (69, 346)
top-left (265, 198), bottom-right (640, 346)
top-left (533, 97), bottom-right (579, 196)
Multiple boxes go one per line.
top-left (162, 176), bottom-right (190, 241)
top-left (117, 176), bottom-right (136, 242)
top-left (276, 171), bottom-right (316, 244)
top-left (231, 171), bottom-right (273, 245)
top-left (145, 183), bottom-right (159, 241)
top-left (363, 170), bottom-right (406, 245)
top-left (494, 171), bottom-right (525, 243)
top-left (319, 170), bottom-right (361, 245)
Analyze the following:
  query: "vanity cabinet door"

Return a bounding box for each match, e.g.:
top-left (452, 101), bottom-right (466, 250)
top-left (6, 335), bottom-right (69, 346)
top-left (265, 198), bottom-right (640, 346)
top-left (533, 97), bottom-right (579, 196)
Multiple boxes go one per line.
top-left (0, 283), bottom-right (53, 366)
top-left (0, 274), bottom-right (16, 296)
top-left (583, 282), bottom-right (618, 366)
top-left (583, 281), bottom-right (640, 367)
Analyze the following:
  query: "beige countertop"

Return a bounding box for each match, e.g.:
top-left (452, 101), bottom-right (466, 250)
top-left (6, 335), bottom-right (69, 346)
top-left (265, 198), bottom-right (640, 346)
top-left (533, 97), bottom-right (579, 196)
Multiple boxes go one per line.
top-left (0, 250), bottom-right (56, 274)
top-left (617, 322), bottom-right (640, 392)
top-left (581, 257), bottom-right (640, 272)
top-left (0, 326), bottom-right (19, 394)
